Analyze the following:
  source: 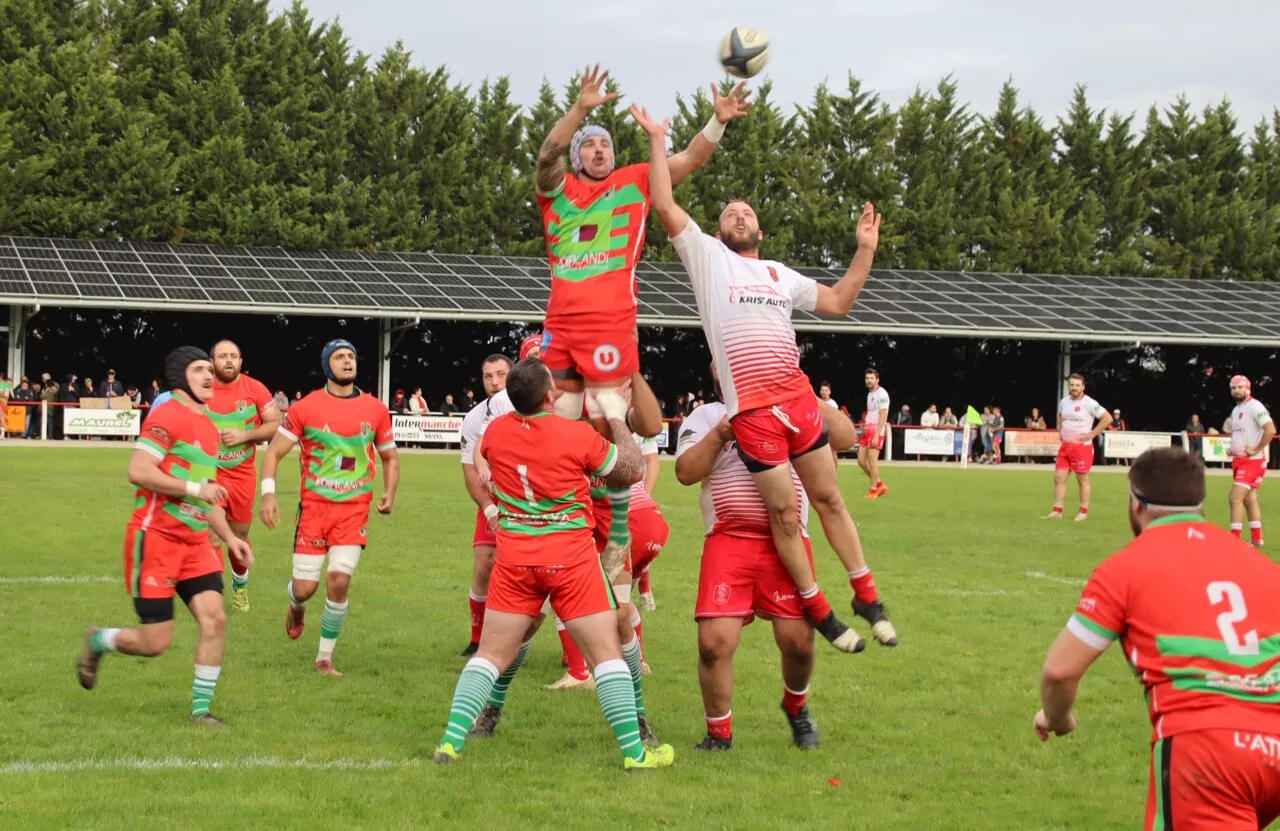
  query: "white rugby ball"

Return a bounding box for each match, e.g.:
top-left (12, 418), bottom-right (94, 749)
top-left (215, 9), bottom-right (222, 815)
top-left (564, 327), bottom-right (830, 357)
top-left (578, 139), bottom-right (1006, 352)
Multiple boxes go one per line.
top-left (718, 27), bottom-right (770, 79)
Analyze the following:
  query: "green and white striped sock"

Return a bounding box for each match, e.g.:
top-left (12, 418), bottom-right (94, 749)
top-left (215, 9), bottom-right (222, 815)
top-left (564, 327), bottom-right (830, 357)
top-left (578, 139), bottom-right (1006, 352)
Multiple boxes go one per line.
top-left (317, 599), bottom-right (348, 661)
top-left (486, 640), bottom-right (531, 710)
top-left (620, 635), bottom-right (646, 718)
top-left (191, 664), bottom-right (221, 717)
top-left (594, 659), bottom-right (645, 762)
top-left (441, 658), bottom-right (500, 752)
top-left (607, 487), bottom-right (631, 549)
top-left (231, 568), bottom-right (249, 590)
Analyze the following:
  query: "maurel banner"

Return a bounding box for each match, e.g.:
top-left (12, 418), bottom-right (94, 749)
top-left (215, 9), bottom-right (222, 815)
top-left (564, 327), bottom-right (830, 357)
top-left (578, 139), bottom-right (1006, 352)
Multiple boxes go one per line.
top-left (63, 408), bottom-right (141, 436)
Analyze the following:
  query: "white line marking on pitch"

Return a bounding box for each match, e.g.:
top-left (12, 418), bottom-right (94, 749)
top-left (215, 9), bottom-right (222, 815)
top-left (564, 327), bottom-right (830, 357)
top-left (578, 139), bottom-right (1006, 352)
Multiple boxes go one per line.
top-left (1025, 570), bottom-right (1087, 586)
top-left (0, 576), bottom-right (116, 585)
top-left (915, 588), bottom-right (1032, 597)
top-left (0, 756), bottom-right (420, 775)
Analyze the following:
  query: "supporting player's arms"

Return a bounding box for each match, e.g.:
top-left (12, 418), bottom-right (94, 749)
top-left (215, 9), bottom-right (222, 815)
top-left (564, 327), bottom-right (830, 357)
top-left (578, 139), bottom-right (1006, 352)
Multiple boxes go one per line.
top-left (536, 64), bottom-right (618, 195)
top-left (675, 419), bottom-right (733, 486)
top-left (127, 449), bottom-right (228, 504)
top-left (666, 82), bottom-right (752, 186)
top-left (632, 105), bottom-right (689, 238)
top-left (627, 370), bottom-right (664, 438)
top-left (461, 463), bottom-right (491, 509)
top-left (376, 446), bottom-right (399, 514)
top-left (814, 202), bottom-right (881, 316)
top-left (602, 416), bottom-right (645, 488)
top-left (1035, 626), bottom-right (1107, 740)
top-left (257, 431), bottom-right (298, 530)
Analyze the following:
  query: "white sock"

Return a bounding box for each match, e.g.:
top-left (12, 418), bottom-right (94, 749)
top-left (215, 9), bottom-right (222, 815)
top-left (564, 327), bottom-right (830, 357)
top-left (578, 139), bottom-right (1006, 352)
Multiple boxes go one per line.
top-left (317, 637), bottom-right (337, 661)
top-left (98, 628), bottom-right (120, 652)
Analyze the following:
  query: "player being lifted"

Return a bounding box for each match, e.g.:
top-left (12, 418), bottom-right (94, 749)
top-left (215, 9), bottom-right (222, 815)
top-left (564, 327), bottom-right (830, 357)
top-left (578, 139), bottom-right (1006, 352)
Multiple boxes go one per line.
top-left (433, 358), bottom-right (674, 770)
top-left (858, 368), bottom-right (890, 499)
top-left (259, 339), bottom-right (399, 676)
top-left (535, 65), bottom-right (750, 578)
top-left (1045, 373), bottom-right (1111, 521)
top-left (1227, 374), bottom-right (1274, 547)
top-left (78, 347), bottom-right (252, 725)
top-left (1035, 447), bottom-right (1280, 829)
top-left (635, 105), bottom-right (896, 651)
top-left (457, 352), bottom-right (516, 657)
top-left (206, 339), bottom-right (280, 612)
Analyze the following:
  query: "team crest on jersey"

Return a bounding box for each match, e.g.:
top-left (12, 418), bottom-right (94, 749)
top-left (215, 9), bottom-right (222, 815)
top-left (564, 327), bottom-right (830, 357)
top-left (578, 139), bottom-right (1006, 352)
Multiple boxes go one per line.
top-left (767, 266), bottom-right (779, 282)
top-left (1078, 597), bottom-right (1096, 613)
top-left (1074, 406), bottom-right (1081, 412)
top-left (238, 400), bottom-right (253, 413)
top-left (361, 421), bottom-right (374, 441)
top-left (712, 583), bottom-right (732, 606)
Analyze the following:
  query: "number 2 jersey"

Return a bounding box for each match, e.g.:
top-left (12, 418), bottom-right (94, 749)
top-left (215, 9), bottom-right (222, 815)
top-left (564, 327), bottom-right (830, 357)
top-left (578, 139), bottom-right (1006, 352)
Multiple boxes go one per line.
top-left (1069, 514), bottom-right (1280, 742)
top-left (278, 389), bottom-right (395, 506)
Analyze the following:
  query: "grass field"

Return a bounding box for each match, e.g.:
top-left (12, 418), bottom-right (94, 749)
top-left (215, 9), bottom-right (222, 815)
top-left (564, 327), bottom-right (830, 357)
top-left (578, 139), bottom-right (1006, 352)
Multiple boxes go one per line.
top-left (0, 446), bottom-right (1274, 830)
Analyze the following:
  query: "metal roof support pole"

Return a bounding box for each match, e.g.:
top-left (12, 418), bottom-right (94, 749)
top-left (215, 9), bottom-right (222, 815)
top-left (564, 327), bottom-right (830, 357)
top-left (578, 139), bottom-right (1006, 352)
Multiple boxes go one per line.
top-left (6, 304), bottom-right (33, 384)
top-left (377, 318), bottom-right (392, 406)
top-left (1058, 340), bottom-right (1071, 402)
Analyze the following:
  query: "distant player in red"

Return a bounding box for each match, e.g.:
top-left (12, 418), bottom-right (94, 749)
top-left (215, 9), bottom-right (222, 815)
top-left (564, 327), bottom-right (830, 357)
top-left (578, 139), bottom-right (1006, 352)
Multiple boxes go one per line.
top-left (1046, 372), bottom-right (1111, 521)
top-left (859, 369), bottom-right (891, 498)
top-left (258, 339), bottom-right (399, 676)
top-left (638, 104), bottom-right (893, 653)
top-left (206, 339), bottom-right (280, 613)
top-left (77, 346), bottom-right (253, 725)
top-left (535, 64), bottom-right (751, 578)
top-left (432, 358), bottom-right (673, 770)
top-left (1035, 447), bottom-right (1280, 829)
top-left (1227, 374), bottom-right (1274, 547)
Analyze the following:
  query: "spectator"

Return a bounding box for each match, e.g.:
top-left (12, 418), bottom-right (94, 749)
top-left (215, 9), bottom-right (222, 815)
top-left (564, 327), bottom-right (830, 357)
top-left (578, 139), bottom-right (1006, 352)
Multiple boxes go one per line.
top-left (1029, 408), bottom-right (1047, 430)
top-left (894, 405), bottom-right (912, 426)
top-left (940, 407), bottom-right (958, 427)
top-left (1186, 413), bottom-right (1203, 456)
top-left (920, 404), bottom-right (940, 428)
top-left (440, 394), bottom-right (457, 417)
top-left (144, 379), bottom-right (162, 404)
top-left (463, 389), bottom-right (477, 411)
top-left (11, 378), bottom-right (34, 438)
top-left (273, 390), bottom-right (289, 411)
top-left (1107, 408), bottom-right (1129, 467)
top-left (818, 381), bottom-right (838, 409)
top-left (59, 375), bottom-right (80, 405)
top-left (409, 387), bottom-right (427, 414)
top-left (82, 377), bottom-right (96, 398)
top-left (126, 384), bottom-right (142, 407)
top-left (293, 391), bottom-right (304, 405)
top-left (991, 406), bottom-right (1006, 463)
top-left (102, 369), bottom-right (124, 400)
top-left (979, 406), bottom-right (994, 463)
top-left (41, 379), bottom-right (58, 438)
top-left (23, 382), bottom-right (41, 438)
top-left (391, 389), bottom-right (409, 414)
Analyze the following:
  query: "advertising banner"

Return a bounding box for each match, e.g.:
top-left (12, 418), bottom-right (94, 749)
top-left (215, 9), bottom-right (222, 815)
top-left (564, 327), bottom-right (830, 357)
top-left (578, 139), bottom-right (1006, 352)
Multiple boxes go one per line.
top-left (392, 414), bottom-right (465, 444)
top-left (63, 408), bottom-right (141, 436)
top-left (903, 428), bottom-right (955, 456)
top-left (1004, 430), bottom-right (1062, 457)
top-left (1103, 431), bottom-right (1172, 459)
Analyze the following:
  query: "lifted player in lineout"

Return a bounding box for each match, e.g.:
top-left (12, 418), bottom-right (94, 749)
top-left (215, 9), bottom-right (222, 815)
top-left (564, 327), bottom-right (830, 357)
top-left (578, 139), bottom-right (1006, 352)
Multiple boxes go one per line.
top-left (859, 368), bottom-right (890, 499)
top-left (535, 65), bottom-right (751, 579)
top-left (636, 104), bottom-right (896, 651)
top-left (78, 347), bottom-right (252, 725)
top-left (1046, 373), bottom-right (1112, 521)
top-left (1035, 447), bottom-right (1280, 828)
top-left (1227, 374), bottom-right (1274, 547)
top-left (433, 359), bottom-right (673, 771)
top-left (675, 367), bottom-right (863, 750)
top-left (206, 339), bottom-right (280, 612)
top-left (259, 340), bottom-right (399, 676)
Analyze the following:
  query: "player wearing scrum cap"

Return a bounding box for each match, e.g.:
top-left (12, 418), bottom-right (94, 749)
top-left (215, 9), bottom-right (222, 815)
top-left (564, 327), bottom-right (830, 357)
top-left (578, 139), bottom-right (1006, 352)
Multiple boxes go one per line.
top-left (1227, 374), bottom-right (1275, 547)
top-left (258, 339), bottom-right (399, 676)
top-left (1046, 373), bottom-right (1112, 521)
top-left (77, 347), bottom-right (251, 725)
top-left (535, 65), bottom-right (751, 581)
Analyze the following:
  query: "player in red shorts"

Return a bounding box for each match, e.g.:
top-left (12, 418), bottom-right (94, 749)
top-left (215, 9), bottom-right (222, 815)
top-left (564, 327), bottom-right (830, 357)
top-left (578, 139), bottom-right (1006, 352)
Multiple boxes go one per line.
top-left (432, 358), bottom-right (673, 770)
top-left (206, 339), bottom-right (280, 613)
top-left (1035, 447), bottom-right (1280, 829)
top-left (1045, 372), bottom-right (1112, 521)
top-left (77, 346), bottom-right (253, 725)
top-left (258, 339), bottom-right (399, 676)
top-left (858, 368), bottom-right (891, 498)
top-left (639, 106), bottom-right (895, 651)
top-left (535, 65), bottom-right (751, 578)
top-left (1227, 375), bottom-right (1274, 546)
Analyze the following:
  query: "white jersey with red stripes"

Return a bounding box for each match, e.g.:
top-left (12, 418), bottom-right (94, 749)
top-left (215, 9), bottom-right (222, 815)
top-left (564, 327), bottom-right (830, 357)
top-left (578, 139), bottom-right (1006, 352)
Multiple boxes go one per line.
top-left (459, 390), bottom-right (513, 465)
top-left (676, 401), bottom-right (809, 538)
top-left (1231, 397), bottom-right (1273, 460)
top-left (1058, 394), bottom-right (1106, 444)
top-left (670, 217), bottom-right (819, 418)
top-left (865, 386), bottom-right (890, 425)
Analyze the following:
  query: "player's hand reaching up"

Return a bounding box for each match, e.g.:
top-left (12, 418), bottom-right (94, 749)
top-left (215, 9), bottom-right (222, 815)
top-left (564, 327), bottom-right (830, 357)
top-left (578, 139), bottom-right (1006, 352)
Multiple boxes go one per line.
top-left (376, 492), bottom-right (394, 515)
top-left (629, 104), bottom-right (669, 140)
top-left (574, 64), bottom-right (619, 113)
top-left (712, 81), bottom-right (753, 124)
top-left (225, 537), bottom-right (254, 570)
top-left (260, 493), bottom-right (280, 530)
top-left (856, 202), bottom-right (882, 252)
top-left (1033, 709), bottom-right (1076, 742)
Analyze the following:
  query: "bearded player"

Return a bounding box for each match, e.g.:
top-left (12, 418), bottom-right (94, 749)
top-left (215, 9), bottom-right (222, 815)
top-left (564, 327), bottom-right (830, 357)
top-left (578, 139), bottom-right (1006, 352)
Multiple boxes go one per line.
top-left (433, 359), bottom-right (673, 770)
top-left (457, 351), bottom-right (517, 657)
top-left (859, 368), bottom-right (890, 499)
top-left (638, 105), bottom-right (895, 652)
top-left (206, 339), bottom-right (280, 612)
top-left (1035, 447), bottom-right (1280, 829)
top-left (78, 347), bottom-right (252, 725)
top-left (259, 339), bottom-right (399, 676)
top-left (536, 65), bottom-right (751, 579)
top-left (1045, 373), bottom-right (1111, 521)
top-left (1227, 375), bottom-right (1274, 546)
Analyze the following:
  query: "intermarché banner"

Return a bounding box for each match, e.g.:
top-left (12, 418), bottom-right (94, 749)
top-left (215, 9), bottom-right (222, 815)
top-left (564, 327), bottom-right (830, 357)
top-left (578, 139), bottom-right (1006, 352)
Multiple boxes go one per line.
top-left (63, 408), bottom-right (141, 436)
top-left (392, 414), bottom-right (465, 444)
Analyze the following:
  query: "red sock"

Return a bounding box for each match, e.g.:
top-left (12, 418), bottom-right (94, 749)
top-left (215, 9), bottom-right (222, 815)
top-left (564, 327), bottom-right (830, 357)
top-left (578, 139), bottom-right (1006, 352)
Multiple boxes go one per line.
top-left (798, 585), bottom-right (833, 622)
top-left (1231, 525), bottom-right (1243, 538)
top-left (638, 570), bottom-right (651, 594)
top-left (558, 627), bottom-right (590, 680)
top-left (848, 568), bottom-right (879, 604)
top-left (782, 686), bottom-right (808, 716)
top-left (706, 712), bottom-right (732, 740)
top-left (1251, 522), bottom-right (1263, 544)
top-left (1078, 506), bottom-right (1089, 516)
top-left (1051, 506), bottom-right (1064, 515)
top-left (468, 592), bottom-right (486, 645)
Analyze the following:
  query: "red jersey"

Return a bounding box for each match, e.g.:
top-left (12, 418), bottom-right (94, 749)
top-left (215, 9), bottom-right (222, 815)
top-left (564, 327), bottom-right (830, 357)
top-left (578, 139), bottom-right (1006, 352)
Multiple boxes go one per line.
top-left (537, 163), bottom-right (650, 325)
top-left (206, 373), bottom-right (274, 475)
top-left (480, 411), bottom-right (617, 567)
top-left (278, 389), bottom-right (395, 506)
top-left (1070, 514), bottom-right (1280, 742)
top-left (131, 398), bottom-right (221, 542)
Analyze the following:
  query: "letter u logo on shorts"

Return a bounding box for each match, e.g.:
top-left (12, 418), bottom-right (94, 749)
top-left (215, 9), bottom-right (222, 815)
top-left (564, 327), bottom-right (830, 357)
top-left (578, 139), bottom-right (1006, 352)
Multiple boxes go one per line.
top-left (593, 344), bottom-right (620, 372)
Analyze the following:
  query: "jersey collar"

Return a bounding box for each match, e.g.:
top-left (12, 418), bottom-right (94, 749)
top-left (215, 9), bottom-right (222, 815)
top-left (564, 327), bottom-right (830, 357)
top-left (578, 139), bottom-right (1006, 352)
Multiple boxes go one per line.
top-left (516, 410), bottom-right (551, 419)
top-left (324, 384), bottom-right (361, 400)
top-left (1145, 512), bottom-right (1205, 529)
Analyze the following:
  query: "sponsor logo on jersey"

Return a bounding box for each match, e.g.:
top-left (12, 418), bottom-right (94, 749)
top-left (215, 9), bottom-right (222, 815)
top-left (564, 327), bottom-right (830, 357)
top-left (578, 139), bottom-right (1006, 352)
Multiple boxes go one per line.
top-left (729, 284), bottom-right (788, 308)
top-left (592, 344), bottom-right (621, 372)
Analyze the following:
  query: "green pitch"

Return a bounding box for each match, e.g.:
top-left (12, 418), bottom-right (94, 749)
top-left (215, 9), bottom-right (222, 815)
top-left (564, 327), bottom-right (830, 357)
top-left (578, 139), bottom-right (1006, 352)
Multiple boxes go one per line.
top-left (0, 448), bottom-right (1273, 830)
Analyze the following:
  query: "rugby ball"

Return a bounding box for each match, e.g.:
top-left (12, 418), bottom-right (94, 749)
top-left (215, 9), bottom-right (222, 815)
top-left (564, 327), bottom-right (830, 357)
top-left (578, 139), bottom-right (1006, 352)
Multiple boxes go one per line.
top-left (718, 27), bottom-right (770, 79)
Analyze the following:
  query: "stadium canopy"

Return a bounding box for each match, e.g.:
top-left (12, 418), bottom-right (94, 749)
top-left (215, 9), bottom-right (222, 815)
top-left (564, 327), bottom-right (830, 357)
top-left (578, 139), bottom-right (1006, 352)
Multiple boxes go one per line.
top-left (3, 235), bottom-right (1279, 398)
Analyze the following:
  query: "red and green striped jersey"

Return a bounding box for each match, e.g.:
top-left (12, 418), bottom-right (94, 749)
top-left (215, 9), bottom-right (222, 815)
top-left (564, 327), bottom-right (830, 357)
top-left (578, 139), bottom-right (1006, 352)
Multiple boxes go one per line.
top-left (131, 398), bottom-right (221, 542)
top-left (480, 411), bottom-right (617, 566)
top-left (278, 389), bottom-right (395, 506)
top-left (536, 163), bottom-right (651, 325)
top-left (1069, 514), bottom-right (1280, 742)
top-left (206, 373), bottom-right (275, 473)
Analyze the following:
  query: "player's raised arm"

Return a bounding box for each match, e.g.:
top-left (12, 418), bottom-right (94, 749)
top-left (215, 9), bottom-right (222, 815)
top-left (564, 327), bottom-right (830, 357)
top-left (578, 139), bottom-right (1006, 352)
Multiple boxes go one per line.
top-left (814, 202), bottom-right (881, 316)
top-left (666, 82), bottom-right (752, 186)
top-left (592, 390), bottom-right (645, 488)
top-left (632, 104), bottom-right (690, 238)
top-left (536, 64), bottom-right (618, 196)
